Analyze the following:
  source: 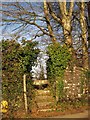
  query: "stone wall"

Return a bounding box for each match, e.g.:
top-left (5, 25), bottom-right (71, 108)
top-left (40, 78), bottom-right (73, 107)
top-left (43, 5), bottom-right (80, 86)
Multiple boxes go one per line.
top-left (63, 66), bottom-right (88, 100)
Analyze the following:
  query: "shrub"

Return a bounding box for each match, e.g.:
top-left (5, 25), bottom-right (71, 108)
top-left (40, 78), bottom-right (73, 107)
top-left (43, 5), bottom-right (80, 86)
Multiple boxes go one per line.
top-left (46, 43), bottom-right (71, 101)
top-left (2, 39), bottom-right (39, 117)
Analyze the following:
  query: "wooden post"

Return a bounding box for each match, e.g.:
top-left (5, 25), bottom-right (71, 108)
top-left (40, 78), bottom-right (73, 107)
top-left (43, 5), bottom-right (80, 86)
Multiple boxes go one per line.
top-left (23, 74), bottom-right (28, 113)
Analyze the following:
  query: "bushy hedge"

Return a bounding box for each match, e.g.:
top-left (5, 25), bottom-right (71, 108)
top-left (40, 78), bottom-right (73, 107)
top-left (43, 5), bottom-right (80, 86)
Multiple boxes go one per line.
top-left (46, 43), bottom-right (71, 101)
top-left (2, 39), bottom-right (39, 116)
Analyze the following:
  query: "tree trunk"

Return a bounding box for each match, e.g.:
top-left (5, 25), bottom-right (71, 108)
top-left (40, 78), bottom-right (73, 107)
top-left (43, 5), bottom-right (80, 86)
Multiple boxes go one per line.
top-left (58, 1), bottom-right (74, 47)
top-left (80, 2), bottom-right (88, 69)
top-left (62, 17), bottom-right (72, 46)
top-left (23, 74), bottom-right (28, 113)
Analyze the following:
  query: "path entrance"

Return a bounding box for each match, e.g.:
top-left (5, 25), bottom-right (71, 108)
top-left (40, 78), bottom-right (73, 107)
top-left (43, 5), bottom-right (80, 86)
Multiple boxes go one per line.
top-left (32, 80), bottom-right (55, 112)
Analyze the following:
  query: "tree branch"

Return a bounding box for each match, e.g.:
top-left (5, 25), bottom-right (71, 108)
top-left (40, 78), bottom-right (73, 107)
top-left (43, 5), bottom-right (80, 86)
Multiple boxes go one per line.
top-left (47, 3), bottom-right (62, 24)
top-left (69, 1), bottom-right (74, 18)
top-left (44, 0), bottom-right (57, 43)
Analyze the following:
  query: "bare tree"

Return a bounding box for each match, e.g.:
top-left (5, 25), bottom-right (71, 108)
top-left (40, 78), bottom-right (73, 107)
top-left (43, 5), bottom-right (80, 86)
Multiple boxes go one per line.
top-left (1, 1), bottom-right (88, 57)
top-left (1, 1), bottom-right (74, 46)
top-left (47, 1), bottom-right (74, 47)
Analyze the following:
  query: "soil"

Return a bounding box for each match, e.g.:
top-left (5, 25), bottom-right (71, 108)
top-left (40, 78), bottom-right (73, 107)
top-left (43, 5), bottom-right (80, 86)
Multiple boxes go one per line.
top-left (7, 104), bottom-right (88, 118)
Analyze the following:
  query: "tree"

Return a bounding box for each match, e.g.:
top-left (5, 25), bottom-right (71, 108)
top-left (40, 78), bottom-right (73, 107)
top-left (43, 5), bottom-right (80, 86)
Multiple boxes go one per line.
top-left (1, 1), bottom-right (74, 46)
top-left (1, 1), bottom-right (88, 49)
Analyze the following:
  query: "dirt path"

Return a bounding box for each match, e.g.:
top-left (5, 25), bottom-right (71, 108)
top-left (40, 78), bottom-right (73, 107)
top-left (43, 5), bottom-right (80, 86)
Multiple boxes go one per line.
top-left (52, 110), bottom-right (88, 118)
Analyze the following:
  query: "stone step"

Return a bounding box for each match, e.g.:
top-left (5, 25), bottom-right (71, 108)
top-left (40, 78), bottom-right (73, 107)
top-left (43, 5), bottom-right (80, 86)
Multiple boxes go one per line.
top-left (35, 96), bottom-right (54, 102)
top-left (35, 89), bottom-right (51, 96)
top-left (33, 80), bottom-right (49, 86)
top-left (33, 88), bottom-right (56, 111)
top-left (38, 108), bottom-right (56, 112)
top-left (36, 101), bottom-right (54, 108)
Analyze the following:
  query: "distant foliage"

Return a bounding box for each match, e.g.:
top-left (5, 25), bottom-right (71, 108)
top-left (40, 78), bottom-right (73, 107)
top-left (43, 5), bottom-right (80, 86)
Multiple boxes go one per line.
top-left (2, 39), bottom-right (39, 115)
